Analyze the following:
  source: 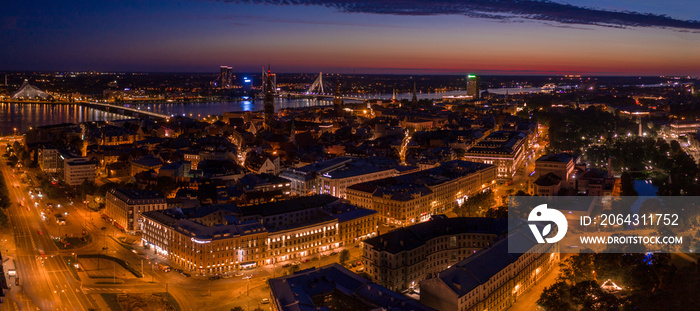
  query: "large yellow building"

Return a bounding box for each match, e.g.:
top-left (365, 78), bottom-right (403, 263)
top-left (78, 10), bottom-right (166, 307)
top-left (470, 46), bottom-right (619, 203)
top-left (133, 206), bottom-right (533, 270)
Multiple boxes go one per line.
top-left (140, 195), bottom-right (378, 275)
top-left (104, 188), bottom-right (167, 233)
top-left (419, 233), bottom-right (559, 311)
top-left (346, 160), bottom-right (496, 226)
top-left (463, 131), bottom-right (528, 179)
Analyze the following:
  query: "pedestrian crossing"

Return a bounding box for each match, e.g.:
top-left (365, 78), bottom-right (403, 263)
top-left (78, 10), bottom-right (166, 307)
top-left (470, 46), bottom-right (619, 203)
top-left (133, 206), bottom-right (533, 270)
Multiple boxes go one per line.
top-left (81, 287), bottom-right (127, 293)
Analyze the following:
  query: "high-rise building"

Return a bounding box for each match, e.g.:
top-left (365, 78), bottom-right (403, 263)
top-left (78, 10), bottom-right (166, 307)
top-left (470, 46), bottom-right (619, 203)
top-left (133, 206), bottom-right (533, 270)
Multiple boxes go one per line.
top-left (263, 66), bottom-right (276, 130)
top-left (262, 67), bottom-right (276, 94)
top-left (105, 189), bottom-right (167, 233)
top-left (219, 66), bottom-right (233, 88)
top-left (466, 74), bottom-right (480, 99)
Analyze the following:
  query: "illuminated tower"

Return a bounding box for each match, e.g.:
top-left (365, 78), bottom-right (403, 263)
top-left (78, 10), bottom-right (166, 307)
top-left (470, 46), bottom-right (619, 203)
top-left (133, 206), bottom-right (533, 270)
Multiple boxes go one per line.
top-left (467, 74), bottom-right (480, 99)
top-left (263, 66), bottom-right (275, 130)
top-left (334, 83), bottom-right (344, 112)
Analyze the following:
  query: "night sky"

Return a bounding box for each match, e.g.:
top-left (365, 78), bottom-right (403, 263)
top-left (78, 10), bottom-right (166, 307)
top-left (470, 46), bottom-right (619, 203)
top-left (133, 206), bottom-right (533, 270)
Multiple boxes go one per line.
top-left (1, 0), bottom-right (699, 75)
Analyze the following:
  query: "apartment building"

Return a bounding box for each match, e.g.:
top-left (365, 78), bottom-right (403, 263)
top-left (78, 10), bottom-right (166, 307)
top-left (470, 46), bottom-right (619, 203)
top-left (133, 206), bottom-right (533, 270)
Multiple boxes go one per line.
top-left (419, 233), bottom-right (559, 311)
top-left (63, 157), bottom-right (96, 186)
top-left (281, 157), bottom-right (417, 197)
top-left (361, 217), bottom-right (507, 291)
top-left (268, 264), bottom-right (435, 311)
top-left (38, 147), bottom-right (62, 173)
top-left (463, 131), bottom-right (527, 179)
top-left (140, 195), bottom-right (378, 275)
top-left (105, 188), bottom-right (167, 233)
top-left (346, 160), bottom-right (496, 226)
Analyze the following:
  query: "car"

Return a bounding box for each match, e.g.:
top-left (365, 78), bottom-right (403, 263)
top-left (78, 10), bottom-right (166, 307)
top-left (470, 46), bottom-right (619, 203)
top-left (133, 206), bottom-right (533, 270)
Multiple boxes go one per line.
top-left (208, 275), bottom-right (221, 281)
top-left (261, 298), bottom-right (270, 304)
top-left (101, 227), bottom-right (107, 230)
top-left (182, 272), bottom-right (191, 277)
top-left (37, 230), bottom-right (42, 235)
top-left (234, 272), bottom-right (244, 277)
top-left (293, 261), bottom-right (301, 265)
top-left (302, 258), bottom-right (310, 263)
top-left (330, 251), bottom-right (338, 256)
top-left (282, 263), bottom-right (292, 268)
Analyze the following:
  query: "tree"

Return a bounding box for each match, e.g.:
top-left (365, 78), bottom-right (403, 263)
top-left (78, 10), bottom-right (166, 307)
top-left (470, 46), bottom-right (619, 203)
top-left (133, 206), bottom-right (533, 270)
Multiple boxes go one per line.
top-left (288, 264), bottom-right (300, 274)
top-left (538, 281), bottom-right (572, 311)
top-left (339, 249), bottom-right (350, 265)
top-left (455, 190), bottom-right (495, 217)
top-left (78, 180), bottom-right (98, 200)
top-left (620, 172), bottom-right (638, 196)
top-left (484, 205), bottom-right (508, 218)
top-left (558, 253), bottom-right (594, 285)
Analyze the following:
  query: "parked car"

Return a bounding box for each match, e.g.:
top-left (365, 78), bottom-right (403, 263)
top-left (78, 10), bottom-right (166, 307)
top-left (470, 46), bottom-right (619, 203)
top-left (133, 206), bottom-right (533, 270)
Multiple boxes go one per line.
top-left (261, 298), bottom-right (270, 304)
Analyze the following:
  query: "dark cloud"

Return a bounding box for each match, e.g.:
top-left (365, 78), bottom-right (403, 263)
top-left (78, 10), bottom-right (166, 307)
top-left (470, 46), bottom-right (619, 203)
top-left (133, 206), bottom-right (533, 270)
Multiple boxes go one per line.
top-left (213, 0), bottom-right (700, 30)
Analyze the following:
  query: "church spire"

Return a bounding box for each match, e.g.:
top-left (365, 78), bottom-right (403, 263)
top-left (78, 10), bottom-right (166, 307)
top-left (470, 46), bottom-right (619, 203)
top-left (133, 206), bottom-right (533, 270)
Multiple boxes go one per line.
top-left (334, 82), bottom-right (344, 114)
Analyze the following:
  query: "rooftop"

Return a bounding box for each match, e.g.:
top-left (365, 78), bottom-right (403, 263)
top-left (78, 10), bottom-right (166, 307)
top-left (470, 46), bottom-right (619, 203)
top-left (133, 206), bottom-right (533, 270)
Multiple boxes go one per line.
top-left (534, 172), bottom-right (562, 187)
top-left (364, 217), bottom-right (507, 254)
top-left (347, 160), bottom-right (493, 199)
top-left (269, 263), bottom-right (435, 311)
top-left (536, 153), bottom-right (576, 163)
top-left (425, 231), bottom-right (543, 298)
top-left (109, 188), bottom-right (166, 203)
top-left (238, 194), bottom-right (339, 217)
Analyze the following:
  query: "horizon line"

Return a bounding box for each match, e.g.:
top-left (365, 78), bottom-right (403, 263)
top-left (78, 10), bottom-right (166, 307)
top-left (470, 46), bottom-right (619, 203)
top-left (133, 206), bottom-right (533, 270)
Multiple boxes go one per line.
top-left (1, 70), bottom-right (696, 78)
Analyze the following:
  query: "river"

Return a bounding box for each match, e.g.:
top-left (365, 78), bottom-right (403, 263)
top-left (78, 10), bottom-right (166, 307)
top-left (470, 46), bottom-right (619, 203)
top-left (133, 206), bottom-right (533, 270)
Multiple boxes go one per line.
top-left (0, 86), bottom-right (548, 134)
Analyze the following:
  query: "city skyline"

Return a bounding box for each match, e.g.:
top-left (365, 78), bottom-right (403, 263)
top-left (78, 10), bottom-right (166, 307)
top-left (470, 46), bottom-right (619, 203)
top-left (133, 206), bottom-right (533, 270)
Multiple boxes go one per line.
top-left (2, 0), bottom-right (700, 75)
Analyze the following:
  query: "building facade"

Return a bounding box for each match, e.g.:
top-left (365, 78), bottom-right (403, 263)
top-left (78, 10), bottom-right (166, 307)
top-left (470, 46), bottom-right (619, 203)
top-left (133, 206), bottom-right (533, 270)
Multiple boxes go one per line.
top-left (362, 217), bottom-right (507, 291)
top-left (419, 234), bottom-right (559, 311)
top-left (105, 188), bottom-right (167, 233)
top-left (140, 195), bottom-right (378, 275)
top-left (319, 166), bottom-right (397, 199)
top-left (268, 264), bottom-right (435, 311)
top-left (38, 147), bottom-right (62, 173)
top-left (63, 157), bottom-right (95, 186)
top-left (346, 160), bottom-right (496, 226)
top-left (463, 131), bottom-right (527, 179)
